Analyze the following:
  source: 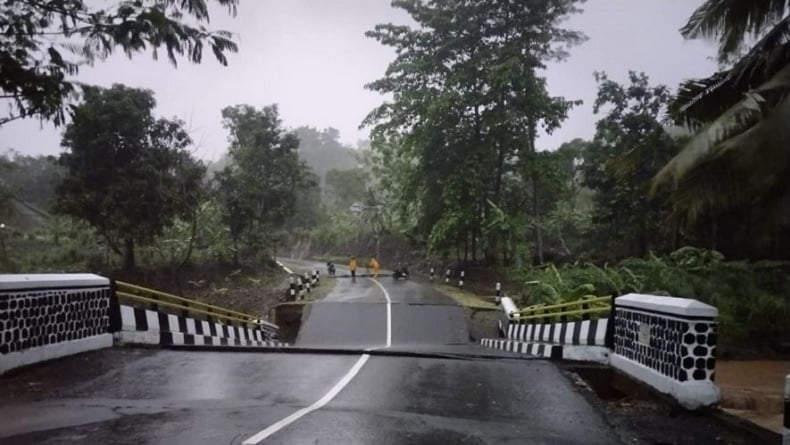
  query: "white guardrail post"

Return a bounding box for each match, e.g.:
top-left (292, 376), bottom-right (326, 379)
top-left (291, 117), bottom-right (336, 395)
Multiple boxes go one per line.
top-left (500, 296), bottom-right (518, 318)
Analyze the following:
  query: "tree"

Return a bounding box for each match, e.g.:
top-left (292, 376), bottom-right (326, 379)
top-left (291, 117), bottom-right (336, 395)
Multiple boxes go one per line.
top-left (289, 170), bottom-right (323, 229)
top-left (679, 0), bottom-right (789, 65)
top-left (655, 0), bottom-right (790, 258)
top-left (658, 0), bottom-right (790, 224)
top-left (582, 72), bottom-right (678, 259)
top-left (0, 157), bottom-right (13, 222)
top-left (325, 168), bottom-right (368, 211)
top-left (56, 84), bottom-right (205, 270)
top-left (293, 126), bottom-right (358, 193)
top-left (364, 0), bottom-right (584, 264)
top-left (0, 152), bottom-right (62, 211)
top-left (1, 0), bottom-right (238, 126)
top-left (214, 105), bottom-right (313, 264)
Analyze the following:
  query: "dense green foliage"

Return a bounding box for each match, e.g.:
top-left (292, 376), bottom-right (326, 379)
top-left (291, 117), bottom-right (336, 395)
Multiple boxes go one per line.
top-left (4, 0), bottom-right (790, 354)
top-left (0, 0), bottom-right (238, 125)
top-left (57, 84), bottom-right (205, 270)
top-left (0, 152), bottom-right (61, 211)
top-left (518, 247), bottom-right (790, 354)
top-left (581, 72), bottom-right (678, 259)
top-left (365, 0), bottom-right (585, 264)
top-left (657, 0), bottom-right (790, 259)
top-left (214, 105), bottom-right (314, 264)
top-left (292, 127), bottom-right (359, 192)
top-left (325, 168), bottom-right (368, 211)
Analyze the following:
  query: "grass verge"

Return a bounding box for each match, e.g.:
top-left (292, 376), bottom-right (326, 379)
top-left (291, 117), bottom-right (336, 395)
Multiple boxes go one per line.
top-left (431, 283), bottom-right (499, 310)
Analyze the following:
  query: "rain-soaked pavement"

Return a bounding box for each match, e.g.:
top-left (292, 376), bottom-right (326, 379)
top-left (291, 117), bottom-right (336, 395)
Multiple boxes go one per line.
top-left (0, 259), bottom-right (622, 444)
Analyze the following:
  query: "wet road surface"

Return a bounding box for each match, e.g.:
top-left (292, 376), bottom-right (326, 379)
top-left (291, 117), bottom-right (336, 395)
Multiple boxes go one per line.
top-left (292, 259), bottom-right (470, 351)
top-left (0, 258), bottom-right (622, 444)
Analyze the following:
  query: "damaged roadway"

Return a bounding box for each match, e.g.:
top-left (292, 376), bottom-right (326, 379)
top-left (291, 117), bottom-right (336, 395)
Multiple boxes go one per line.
top-left (0, 259), bottom-right (763, 444)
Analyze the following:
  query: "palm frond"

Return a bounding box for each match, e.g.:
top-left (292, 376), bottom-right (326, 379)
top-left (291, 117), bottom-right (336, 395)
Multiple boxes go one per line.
top-left (670, 15), bottom-right (790, 127)
top-left (660, 86), bottom-right (790, 224)
top-left (657, 63), bottom-right (790, 192)
top-left (680, 0), bottom-right (790, 61)
top-left (668, 73), bottom-right (737, 128)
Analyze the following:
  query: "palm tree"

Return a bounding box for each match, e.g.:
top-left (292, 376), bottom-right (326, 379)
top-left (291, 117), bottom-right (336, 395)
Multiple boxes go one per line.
top-left (655, 0), bottom-right (790, 226)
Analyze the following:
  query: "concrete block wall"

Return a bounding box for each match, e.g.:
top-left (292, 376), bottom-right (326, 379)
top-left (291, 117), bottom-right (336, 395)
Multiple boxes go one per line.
top-left (1, 273), bottom-right (289, 374)
top-left (0, 274), bottom-right (113, 374)
top-left (482, 294), bottom-right (722, 409)
top-left (610, 293), bottom-right (720, 410)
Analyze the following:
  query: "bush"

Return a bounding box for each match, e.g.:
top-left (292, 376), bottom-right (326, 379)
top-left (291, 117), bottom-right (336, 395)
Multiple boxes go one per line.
top-left (517, 247), bottom-right (790, 356)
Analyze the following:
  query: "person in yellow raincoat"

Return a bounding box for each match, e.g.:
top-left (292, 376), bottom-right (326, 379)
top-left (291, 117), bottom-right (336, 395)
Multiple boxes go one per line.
top-left (349, 256), bottom-right (358, 279)
top-left (369, 257), bottom-right (380, 278)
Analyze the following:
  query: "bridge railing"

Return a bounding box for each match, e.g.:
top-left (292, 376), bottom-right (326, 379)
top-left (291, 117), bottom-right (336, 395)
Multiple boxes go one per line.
top-left (115, 280), bottom-right (275, 330)
top-left (513, 295), bottom-right (613, 322)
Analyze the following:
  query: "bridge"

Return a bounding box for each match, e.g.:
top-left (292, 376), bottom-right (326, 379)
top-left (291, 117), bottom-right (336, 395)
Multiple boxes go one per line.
top-left (0, 259), bottom-right (780, 444)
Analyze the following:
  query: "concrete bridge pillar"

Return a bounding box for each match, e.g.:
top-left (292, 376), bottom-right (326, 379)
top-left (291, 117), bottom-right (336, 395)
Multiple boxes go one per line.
top-left (610, 294), bottom-right (720, 410)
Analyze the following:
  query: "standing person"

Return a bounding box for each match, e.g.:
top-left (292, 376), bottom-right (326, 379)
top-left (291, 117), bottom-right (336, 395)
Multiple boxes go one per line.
top-left (349, 256), bottom-right (358, 281)
top-left (369, 256), bottom-right (380, 279)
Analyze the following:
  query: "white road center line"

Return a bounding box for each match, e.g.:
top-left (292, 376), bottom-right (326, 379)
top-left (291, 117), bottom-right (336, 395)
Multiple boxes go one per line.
top-left (274, 260), bottom-right (294, 275)
top-left (369, 278), bottom-right (392, 348)
top-left (242, 272), bottom-right (394, 443)
top-left (242, 354), bottom-right (371, 444)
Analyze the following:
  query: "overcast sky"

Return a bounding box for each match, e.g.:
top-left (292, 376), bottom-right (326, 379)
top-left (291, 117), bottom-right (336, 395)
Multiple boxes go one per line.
top-left (0, 0), bottom-right (718, 161)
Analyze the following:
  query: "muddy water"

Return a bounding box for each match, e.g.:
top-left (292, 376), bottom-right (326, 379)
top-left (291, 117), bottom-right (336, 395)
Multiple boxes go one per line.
top-left (717, 360), bottom-right (790, 393)
top-left (717, 360), bottom-right (790, 433)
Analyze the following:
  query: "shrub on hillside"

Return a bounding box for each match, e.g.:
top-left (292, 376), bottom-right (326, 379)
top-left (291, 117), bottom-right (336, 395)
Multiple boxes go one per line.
top-left (517, 247), bottom-right (790, 356)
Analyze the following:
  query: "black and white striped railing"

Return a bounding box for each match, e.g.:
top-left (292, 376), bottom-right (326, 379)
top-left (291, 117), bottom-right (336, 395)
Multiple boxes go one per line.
top-left (506, 318), bottom-right (608, 347)
top-left (481, 338), bottom-right (561, 359)
top-left (117, 304), bottom-right (285, 348)
top-left (480, 297), bottom-right (611, 363)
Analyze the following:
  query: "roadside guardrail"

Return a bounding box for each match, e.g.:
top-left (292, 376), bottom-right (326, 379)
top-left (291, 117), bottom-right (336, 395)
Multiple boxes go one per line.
top-left (114, 280), bottom-right (274, 330)
top-left (513, 295), bottom-right (613, 321)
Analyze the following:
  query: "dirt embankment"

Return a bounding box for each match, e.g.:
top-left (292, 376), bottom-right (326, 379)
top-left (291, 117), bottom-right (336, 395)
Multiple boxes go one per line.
top-left (269, 277), bottom-right (337, 343)
top-left (114, 262), bottom-right (341, 341)
top-left (111, 263), bottom-right (291, 320)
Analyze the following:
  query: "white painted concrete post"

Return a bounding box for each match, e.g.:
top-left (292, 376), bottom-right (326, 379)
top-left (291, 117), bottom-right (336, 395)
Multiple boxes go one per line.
top-left (500, 297), bottom-right (518, 319)
top-left (0, 274), bottom-right (113, 375)
top-left (430, 268), bottom-right (434, 282)
top-left (610, 294), bottom-right (720, 410)
top-left (459, 270), bottom-right (464, 288)
top-left (783, 374), bottom-right (789, 445)
top-left (445, 269), bottom-right (450, 284)
top-left (495, 282), bottom-right (501, 297)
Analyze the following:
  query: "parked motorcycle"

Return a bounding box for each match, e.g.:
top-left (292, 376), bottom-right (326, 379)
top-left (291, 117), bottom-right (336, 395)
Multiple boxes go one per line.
top-left (392, 264), bottom-right (409, 280)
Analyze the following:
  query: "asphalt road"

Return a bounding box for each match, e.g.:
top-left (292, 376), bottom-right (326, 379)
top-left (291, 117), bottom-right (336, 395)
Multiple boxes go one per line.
top-left (0, 258), bottom-right (622, 444)
top-left (290, 258), bottom-right (470, 351)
